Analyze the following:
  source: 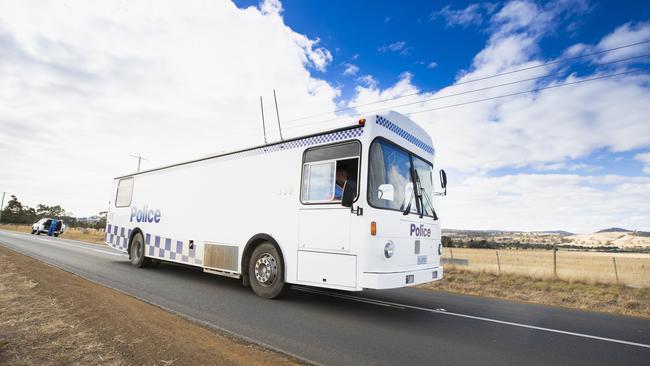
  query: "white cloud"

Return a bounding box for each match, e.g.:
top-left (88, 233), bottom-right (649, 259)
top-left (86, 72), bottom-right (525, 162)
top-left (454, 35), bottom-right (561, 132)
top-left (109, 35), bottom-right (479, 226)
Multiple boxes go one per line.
top-left (439, 174), bottom-right (650, 233)
top-left (558, 22), bottom-right (650, 67)
top-left (356, 75), bottom-right (378, 89)
top-left (343, 63), bottom-right (359, 76)
top-left (377, 41), bottom-right (411, 56)
top-left (594, 22), bottom-right (650, 64)
top-left (432, 4), bottom-right (484, 28)
top-left (259, 0), bottom-right (282, 15)
top-left (0, 0), bottom-right (339, 216)
top-left (532, 162), bottom-right (601, 172)
top-left (293, 35), bottom-right (333, 72)
top-left (636, 152), bottom-right (650, 174)
top-left (427, 61), bottom-right (438, 69)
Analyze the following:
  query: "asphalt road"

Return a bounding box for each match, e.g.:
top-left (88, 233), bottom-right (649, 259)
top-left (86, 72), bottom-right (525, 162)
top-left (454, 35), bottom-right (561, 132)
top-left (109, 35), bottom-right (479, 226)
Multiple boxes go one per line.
top-left (1, 230), bottom-right (649, 366)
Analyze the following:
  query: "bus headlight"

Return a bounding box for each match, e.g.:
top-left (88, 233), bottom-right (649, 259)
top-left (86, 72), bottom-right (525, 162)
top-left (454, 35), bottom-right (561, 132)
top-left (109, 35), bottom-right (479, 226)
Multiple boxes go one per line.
top-left (384, 241), bottom-right (394, 258)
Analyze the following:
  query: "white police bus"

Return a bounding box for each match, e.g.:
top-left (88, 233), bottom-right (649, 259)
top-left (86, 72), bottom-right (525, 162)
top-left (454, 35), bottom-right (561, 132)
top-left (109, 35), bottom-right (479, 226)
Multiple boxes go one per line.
top-left (106, 111), bottom-right (447, 298)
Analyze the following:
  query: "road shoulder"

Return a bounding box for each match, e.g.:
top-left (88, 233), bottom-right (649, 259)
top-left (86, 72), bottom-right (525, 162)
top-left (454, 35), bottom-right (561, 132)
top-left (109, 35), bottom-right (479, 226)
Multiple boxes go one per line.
top-left (0, 245), bottom-right (299, 365)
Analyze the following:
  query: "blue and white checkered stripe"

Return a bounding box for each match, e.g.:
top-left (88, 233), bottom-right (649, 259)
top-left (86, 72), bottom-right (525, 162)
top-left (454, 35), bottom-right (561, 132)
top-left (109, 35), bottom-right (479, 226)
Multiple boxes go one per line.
top-left (105, 223), bottom-right (202, 266)
top-left (106, 224), bottom-right (130, 252)
top-left (376, 116), bottom-right (434, 155)
top-left (227, 127), bottom-right (364, 161)
top-left (144, 232), bottom-right (202, 265)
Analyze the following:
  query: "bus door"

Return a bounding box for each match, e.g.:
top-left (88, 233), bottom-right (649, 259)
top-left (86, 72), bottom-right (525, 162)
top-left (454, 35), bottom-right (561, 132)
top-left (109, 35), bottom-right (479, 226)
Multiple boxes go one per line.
top-left (297, 141), bottom-right (361, 287)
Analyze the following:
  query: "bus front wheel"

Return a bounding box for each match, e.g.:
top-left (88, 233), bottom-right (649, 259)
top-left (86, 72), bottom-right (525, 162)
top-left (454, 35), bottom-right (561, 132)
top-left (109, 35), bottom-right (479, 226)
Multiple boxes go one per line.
top-left (248, 242), bottom-right (288, 299)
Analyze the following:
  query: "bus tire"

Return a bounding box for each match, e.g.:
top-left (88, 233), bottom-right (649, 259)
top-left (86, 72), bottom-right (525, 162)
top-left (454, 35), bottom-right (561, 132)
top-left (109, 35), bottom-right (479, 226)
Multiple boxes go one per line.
top-left (248, 242), bottom-right (288, 299)
top-left (129, 232), bottom-right (149, 268)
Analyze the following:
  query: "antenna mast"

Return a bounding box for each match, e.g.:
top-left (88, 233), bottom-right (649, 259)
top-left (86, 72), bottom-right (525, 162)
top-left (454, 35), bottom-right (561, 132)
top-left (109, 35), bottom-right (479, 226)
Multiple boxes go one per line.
top-left (129, 153), bottom-right (148, 172)
top-left (259, 96), bottom-right (268, 144)
top-left (273, 89), bottom-right (284, 141)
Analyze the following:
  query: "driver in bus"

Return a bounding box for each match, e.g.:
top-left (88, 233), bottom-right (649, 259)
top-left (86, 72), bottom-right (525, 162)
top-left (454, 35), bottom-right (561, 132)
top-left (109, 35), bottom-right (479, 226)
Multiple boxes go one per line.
top-left (334, 165), bottom-right (348, 200)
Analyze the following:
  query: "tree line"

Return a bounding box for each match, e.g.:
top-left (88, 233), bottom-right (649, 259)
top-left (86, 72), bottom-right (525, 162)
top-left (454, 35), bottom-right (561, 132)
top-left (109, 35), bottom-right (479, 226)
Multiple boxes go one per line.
top-left (440, 236), bottom-right (647, 252)
top-left (0, 195), bottom-right (106, 230)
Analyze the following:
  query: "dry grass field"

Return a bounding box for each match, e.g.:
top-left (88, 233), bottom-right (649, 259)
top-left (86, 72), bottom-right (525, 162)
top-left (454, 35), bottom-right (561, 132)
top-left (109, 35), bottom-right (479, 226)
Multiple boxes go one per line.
top-left (419, 268), bottom-right (650, 318)
top-left (444, 247), bottom-right (650, 287)
top-left (0, 224), bottom-right (106, 244)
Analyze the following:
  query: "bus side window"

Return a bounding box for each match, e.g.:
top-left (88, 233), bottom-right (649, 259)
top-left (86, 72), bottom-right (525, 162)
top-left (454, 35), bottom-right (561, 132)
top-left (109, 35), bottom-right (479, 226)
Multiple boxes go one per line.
top-left (115, 177), bottom-right (134, 207)
top-left (301, 141), bottom-right (360, 204)
top-left (302, 161), bottom-right (336, 202)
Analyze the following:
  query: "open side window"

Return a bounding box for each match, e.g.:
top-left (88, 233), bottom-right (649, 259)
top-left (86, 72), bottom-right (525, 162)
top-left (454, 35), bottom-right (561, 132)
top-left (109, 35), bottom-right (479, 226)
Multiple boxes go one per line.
top-left (300, 141), bottom-right (360, 204)
top-left (115, 177), bottom-right (134, 207)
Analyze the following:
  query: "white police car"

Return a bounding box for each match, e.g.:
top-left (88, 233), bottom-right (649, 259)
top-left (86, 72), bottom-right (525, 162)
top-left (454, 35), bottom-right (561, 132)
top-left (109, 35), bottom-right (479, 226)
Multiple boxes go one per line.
top-left (31, 218), bottom-right (66, 237)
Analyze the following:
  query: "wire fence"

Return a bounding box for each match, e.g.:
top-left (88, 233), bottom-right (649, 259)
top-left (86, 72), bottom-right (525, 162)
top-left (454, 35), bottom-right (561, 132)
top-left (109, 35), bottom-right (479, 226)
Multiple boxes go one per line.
top-left (442, 247), bottom-right (650, 287)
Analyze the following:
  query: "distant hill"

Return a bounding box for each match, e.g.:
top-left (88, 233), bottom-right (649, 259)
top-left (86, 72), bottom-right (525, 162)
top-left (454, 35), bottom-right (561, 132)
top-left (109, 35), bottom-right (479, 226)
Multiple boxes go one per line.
top-left (596, 228), bottom-right (632, 233)
top-left (540, 230), bottom-right (574, 236)
top-left (442, 229), bottom-right (574, 236)
top-left (442, 228), bottom-right (650, 250)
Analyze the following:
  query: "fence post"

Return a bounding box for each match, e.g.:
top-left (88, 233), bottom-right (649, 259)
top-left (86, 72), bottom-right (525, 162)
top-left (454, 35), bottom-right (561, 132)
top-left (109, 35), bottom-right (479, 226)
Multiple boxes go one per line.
top-left (553, 245), bottom-right (557, 278)
top-left (496, 250), bottom-right (501, 275)
top-left (613, 257), bottom-right (619, 284)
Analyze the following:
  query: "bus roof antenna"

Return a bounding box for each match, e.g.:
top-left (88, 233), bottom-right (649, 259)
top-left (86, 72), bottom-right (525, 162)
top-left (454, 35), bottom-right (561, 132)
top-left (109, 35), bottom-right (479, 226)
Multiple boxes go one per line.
top-left (273, 89), bottom-right (284, 141)
top-left (259, 96), bottom-right (268, 144)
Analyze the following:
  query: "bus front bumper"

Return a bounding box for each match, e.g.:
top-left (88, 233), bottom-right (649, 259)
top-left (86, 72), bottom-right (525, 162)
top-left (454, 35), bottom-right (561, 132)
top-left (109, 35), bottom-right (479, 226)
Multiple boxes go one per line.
top-left (361, 266), bottom-right (443, 290)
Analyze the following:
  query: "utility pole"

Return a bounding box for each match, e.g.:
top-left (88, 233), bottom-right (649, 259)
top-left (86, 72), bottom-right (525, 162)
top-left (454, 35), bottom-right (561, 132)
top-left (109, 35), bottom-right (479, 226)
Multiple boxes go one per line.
top-left (129, 154), bottom-right (148, 172)
top-left (0, 191), bottom-right (7, 223)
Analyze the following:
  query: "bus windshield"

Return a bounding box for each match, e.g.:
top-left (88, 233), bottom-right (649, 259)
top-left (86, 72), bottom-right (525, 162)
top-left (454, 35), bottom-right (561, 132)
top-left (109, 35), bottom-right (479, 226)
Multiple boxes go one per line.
top-left (368, 138), bottom-right (436, 218)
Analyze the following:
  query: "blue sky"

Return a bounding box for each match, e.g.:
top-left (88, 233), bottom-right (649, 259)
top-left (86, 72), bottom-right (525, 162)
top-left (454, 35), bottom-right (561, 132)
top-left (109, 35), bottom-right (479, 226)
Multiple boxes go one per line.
top-left (232, 0), bottom-right (650, 179)
top-left (236, 0), bottom-right (649, 94)
top-left (1, 0), bottom-right (649, 231)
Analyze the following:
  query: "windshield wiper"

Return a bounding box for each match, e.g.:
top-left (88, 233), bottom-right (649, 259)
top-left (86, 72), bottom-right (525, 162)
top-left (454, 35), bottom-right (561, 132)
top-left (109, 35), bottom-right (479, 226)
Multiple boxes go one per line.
top-left (402, 190), bottom-right (414, 215)
top-left (420, 186), bottom-right (439, 221)
top-left (414, 170), bottom-right (439, 221)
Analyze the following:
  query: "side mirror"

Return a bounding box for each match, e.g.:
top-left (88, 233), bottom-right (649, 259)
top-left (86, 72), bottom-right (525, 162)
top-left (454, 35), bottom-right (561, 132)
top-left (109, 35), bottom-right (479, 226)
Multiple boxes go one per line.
top-left (439, 169), bottom-right (447, 189)
top-left (377, 184), bottom-right (394, 201)
top-left (341, 180), bottom-right (356, 207)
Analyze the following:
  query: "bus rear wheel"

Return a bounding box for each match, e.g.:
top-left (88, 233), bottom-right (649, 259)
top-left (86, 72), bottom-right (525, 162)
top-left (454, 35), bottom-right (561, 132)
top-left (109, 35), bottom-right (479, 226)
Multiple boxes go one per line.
top-left (130, 232), bottom-right (151, 268)
top-left (248, 242), bottom-right (288, 299)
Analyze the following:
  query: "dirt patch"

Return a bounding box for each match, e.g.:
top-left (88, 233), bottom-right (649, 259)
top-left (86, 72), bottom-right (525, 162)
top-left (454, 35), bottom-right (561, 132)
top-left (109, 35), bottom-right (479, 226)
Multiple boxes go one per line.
top-left (419, 268), bottom-right (650, 318)
top-left (0, 246), bottom-right (301, 365)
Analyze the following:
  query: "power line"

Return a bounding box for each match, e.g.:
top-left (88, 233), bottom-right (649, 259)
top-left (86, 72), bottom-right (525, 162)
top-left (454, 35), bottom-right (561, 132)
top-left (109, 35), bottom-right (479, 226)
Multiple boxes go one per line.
top-left (209, 52), bottom-right (650, 143)
top-left (200, 42), bottom-right (650, 145)
top-left (280, 61), bottom-right (649, 130)
top-left (282, 39), bottom-right (650, 125)
top-left (405, 68), bottom-right (647, 114)
top-left (279, 68), bottom-right (646, 130)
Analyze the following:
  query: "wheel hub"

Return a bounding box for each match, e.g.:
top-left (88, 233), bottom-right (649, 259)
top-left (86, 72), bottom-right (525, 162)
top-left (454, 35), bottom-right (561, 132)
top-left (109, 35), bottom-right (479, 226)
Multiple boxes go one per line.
top-left (131, 240), bottom-right (141, 261)
top-left (254, 253), bottom-right (277, 286)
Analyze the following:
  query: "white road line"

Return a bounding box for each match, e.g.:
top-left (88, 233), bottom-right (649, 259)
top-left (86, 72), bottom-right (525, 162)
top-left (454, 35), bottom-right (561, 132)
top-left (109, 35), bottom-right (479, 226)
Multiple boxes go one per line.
top-left (0, 231), bottom-right (126, 257)
top-left (90, 248), bottom-right (124, 256)
top-left (294, 286), bottom-right (650, 350)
